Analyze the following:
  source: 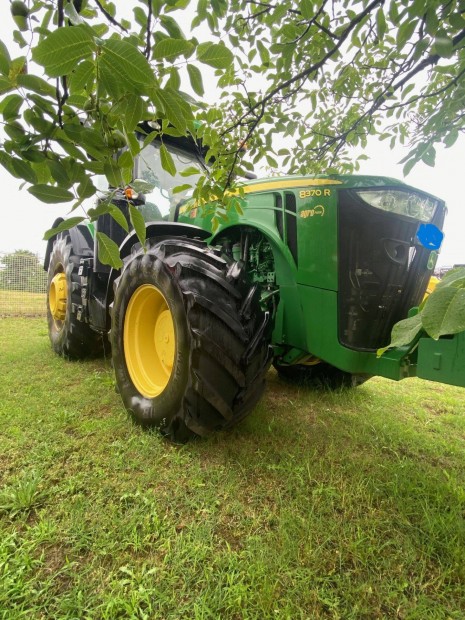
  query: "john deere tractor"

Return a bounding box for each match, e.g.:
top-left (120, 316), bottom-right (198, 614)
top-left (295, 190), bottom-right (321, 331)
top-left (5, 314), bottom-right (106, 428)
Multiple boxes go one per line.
top-left (44, 131), bottom-right (463, 441)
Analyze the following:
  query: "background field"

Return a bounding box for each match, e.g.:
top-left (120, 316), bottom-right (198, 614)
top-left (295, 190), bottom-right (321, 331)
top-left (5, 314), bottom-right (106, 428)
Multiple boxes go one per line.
top-left (1, 318), bottom-right (465, 619)
top-left (0, 290), bottom-right (46, 317)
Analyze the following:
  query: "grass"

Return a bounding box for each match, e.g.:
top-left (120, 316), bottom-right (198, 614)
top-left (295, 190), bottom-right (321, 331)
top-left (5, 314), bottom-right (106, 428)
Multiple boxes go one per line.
top-left (0, 290), bottom-right (46, 317)
top-left (1, 317), bottom-right (465, 619)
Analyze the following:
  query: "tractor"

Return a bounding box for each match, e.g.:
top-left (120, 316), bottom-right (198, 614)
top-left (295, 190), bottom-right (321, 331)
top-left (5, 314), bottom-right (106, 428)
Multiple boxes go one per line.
top-left (44, 130), bottom-right (463, 441)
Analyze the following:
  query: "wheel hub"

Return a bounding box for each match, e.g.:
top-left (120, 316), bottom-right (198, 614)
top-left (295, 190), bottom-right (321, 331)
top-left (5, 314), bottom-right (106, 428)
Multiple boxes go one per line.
top-left (154, 310), bottom-right (175, 371)
top-left (124, 284), bottom-right (175, 398)
top-left (49, 272), bottom-right (67, 322)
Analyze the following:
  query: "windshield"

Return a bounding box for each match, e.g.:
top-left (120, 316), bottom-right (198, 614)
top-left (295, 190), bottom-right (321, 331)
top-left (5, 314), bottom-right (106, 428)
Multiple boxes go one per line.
top-left (135, 141), bottom-right (204, 217)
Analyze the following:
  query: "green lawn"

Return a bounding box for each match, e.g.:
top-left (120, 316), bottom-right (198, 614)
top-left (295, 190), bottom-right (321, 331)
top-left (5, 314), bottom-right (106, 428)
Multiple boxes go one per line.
top-left (0, 290), bottom-right (46, 317)
top-left (1, 318), bottom-right (465, 619)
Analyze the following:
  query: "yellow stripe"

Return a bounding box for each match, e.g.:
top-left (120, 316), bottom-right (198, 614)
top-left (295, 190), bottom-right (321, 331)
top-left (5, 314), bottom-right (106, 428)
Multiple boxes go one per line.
top-left (243, 178), bottom-right (343, 194)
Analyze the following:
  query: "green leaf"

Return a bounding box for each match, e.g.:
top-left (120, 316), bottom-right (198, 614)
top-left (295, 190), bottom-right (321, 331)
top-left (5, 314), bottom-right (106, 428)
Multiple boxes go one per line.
top-left (159, 14), bottom-right (186, 38)
top-left (130, 179), bottom-right (155, 193)
top-left (63, 1), bottom-right (84, 25)
top-left (421, 147), bottom-right (436, 167)
top-left (43, 217), bottom-right (85, 240)
top-left (68, 60), bottom-right (95, 93)
top-left (99, 38), bottom-right (156, 94)
top-left (11, 158), bottom-right (38, 184)
top-left (154, 89), bottom-right (186, 133)
top-left (187, 64), bottom-right (204, 96)
top-left (197, 42), bottom-right (233, 69)
top-left (0, 94), bottom-right (23, 120)
top-left (32, 24), bottom-right (96, 77)
top-left (153, 38), bottom-right (194, 60)
top-left (172, 184), bottom-right (192, 193)
top-left (87, 201), bottom-right (115, 220)
top-left (129, 204), bottom-right (146, 247)
top-left (166, 67), bottom-right (181, 91)
top-left (16, 74), bottom-right (56, 97)
top-left (422, 287), bottom-right (465, 339)
top-left (118, 150), bottom-right (134, 169)
top-left (299, 0), bottom-right (314, 20)
top-left (28, 184), bottom-right (74, 203)
top-left (160, 143), bottom-right (176, 176)
top-left (396, 20), bottom-right (417, 49)
top-left (180, 166), bottom-right (201, 177)
top-left (377, 313), bottom-right (423, 356)
top-left (0, 152), bottom-right (37, 184)
top-left (0, 40), bottom-right (11, 75)
top-left (77, 177), bottom-right (97, 200)
top-left (47, 159), bottom-right (71, 186)
top-left (109, 206), bottom-right (129, 232)
top-left (433, 35), bottom-right (454, 58)
top-left (111, 94), bottom-right (144, 133)
top-left (376, 8), bottom-right (387, 39)
top-left (104, 160), bottom-right (124, 188)
top-left (256, 40), bottom-right (270, 66)
top-left (96, 231), bottom-right (123, 268)
top-left (436, 267), bottom-right (465, 290)
top-left (444, 129), bottom-right (459, 149)
top-left (402, 156), bottom-right (418, 176)
top-left (0, 77), bottom-right (13, 95)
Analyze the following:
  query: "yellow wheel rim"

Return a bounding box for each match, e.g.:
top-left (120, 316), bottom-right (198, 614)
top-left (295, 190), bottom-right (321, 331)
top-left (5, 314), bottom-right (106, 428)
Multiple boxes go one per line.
top-left (49, 271), bottom-right (67, 322)
top-left (124, 284), bottom-right (175, 398)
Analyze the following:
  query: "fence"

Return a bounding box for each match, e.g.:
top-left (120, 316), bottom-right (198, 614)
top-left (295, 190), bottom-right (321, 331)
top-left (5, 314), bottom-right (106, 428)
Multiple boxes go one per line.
top-left (0, 251), bottom-right (47, 317)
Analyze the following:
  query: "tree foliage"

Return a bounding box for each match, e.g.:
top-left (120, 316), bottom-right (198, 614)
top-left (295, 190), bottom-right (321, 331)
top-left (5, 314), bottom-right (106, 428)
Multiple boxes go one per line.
top-left (1, 0), bottom-right (464, 211)
top-left (215, 1), bottom-right (465, 176)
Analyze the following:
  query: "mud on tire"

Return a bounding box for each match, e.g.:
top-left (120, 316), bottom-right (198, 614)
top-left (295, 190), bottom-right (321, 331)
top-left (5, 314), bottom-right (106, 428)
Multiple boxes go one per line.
top-left (111, 237), bottom-right (272, 442)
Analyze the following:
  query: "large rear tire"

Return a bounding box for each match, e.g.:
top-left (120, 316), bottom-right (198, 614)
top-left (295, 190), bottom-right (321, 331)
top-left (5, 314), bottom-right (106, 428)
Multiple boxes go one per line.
top-left (111, 237), bottom-right (272, 441)
top-left (47, 234), bottom-right (103, 359)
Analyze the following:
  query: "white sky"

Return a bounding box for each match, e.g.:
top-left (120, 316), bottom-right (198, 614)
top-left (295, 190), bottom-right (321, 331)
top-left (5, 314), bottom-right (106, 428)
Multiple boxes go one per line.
top-left (0, 4), bottom-right (464, 267)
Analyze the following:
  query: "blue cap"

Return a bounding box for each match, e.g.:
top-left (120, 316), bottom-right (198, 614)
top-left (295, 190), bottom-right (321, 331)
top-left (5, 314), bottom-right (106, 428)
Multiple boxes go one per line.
top-left (416, 223), bottom-right (444, 251)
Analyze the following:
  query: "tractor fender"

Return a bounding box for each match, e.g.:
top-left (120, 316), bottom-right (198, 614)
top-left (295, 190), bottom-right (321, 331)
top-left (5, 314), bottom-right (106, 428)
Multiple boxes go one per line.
top-left (43, 218), bottom-right (94, 271)
top-left (103, 221), bottom-right (211, 329)
top-left (117, 221), bottom-right (210, 260)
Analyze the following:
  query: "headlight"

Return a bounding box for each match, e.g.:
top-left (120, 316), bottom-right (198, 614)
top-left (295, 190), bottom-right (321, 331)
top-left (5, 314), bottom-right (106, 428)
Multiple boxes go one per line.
top-left (355, 190), bottom-right (437, 222)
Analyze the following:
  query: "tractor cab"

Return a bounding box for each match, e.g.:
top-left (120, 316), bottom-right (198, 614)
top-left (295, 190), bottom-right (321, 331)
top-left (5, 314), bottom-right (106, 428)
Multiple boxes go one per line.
top-left (133, 134), bottom-right (206, 221)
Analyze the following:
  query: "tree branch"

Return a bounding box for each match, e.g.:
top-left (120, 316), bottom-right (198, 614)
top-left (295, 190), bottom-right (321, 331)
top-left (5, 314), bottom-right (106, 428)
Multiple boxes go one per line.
top-left (94, 0), bottom-right (128, 32)
top-left (222, 0), bottom-right (384, 137)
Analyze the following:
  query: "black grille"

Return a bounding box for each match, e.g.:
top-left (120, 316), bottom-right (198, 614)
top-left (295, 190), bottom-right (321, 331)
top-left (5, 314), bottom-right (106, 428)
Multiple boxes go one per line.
top-left (338, 189), bottom-right (444, 351)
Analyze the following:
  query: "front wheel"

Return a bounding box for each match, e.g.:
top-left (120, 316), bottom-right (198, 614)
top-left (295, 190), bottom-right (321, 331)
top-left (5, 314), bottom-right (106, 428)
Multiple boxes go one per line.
top-left (111, 237), bottom-right (272, 441)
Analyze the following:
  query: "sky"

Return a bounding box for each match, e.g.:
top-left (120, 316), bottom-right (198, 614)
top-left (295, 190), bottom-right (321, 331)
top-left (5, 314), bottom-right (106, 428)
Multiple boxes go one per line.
top-left (0, 4), bottom-right (464, 267)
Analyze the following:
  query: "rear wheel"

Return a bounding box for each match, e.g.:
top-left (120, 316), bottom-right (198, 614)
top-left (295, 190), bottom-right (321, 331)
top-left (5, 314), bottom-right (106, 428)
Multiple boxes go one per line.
top-left (47, 234), bottom-right (103, 359)
top-left (111, 237), bottom-right (272, 441)
top-left (273, 360), bottom-right (369, 389)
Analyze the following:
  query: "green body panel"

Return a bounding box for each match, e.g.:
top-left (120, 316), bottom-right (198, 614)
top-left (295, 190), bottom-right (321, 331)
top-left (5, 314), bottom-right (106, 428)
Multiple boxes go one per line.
top-left (417, 332), bottom-right (465, 388)
top-left (295, 285), bottom-right (415, 380)
top-left (175, 173), bottom-right (463, 387)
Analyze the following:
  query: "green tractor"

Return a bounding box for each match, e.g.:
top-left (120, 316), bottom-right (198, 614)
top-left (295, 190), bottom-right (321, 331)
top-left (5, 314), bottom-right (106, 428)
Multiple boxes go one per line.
top-left (44, 131), bottom-right (462, 441)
